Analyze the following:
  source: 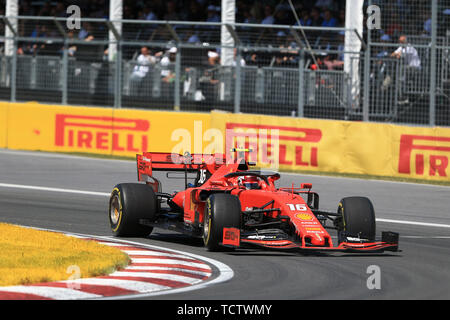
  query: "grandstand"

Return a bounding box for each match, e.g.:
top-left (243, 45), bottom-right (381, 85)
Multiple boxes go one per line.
top-left (0, 0), bottom-right (449, 126)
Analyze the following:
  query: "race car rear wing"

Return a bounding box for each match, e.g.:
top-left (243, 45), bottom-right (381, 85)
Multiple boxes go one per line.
top-left (137, 152), bottom-right (226, 182)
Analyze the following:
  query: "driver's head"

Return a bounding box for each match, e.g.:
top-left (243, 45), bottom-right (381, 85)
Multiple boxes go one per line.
top-left (240, 176), bottom-right (260, 190)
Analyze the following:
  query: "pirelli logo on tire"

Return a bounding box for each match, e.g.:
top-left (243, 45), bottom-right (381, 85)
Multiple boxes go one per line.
top-left (398, 134), bottom-right (450, 178)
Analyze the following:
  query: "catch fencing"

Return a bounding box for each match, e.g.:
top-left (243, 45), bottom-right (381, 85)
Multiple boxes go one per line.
top-left (0, 4), bottom-right (449, 127)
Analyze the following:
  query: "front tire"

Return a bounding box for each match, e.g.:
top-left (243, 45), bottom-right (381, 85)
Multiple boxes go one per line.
top-left (335, 197), bottom-right (376, 243)
top-left (203, 194), bottom-right (241, 251)
top-left (109, 183), bottom-right (158, 237)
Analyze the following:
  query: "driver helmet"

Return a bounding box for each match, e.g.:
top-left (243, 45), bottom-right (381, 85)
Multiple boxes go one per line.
top-left (240, 175), bottom-right (260, 190)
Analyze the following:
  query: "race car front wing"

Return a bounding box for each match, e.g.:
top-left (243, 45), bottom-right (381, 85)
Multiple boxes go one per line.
top-left (222, 228), bottom-right (400, 254)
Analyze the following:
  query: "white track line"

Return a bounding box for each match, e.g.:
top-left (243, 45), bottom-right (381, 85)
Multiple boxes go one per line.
top-left (377, 218), bottom-right (450, 229)
top-left (0, 182), bottom-right (109, 197)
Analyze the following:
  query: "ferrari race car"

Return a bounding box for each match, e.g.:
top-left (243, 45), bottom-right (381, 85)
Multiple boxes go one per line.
top-left (108, 150), bottom-right (399, 254)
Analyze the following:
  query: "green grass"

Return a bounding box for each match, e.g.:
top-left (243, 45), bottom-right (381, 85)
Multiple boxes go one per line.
top-left (0, 223), bottom-right (130, 286)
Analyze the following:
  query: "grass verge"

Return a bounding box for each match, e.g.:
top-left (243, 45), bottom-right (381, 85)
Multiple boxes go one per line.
top-left (0, 223), bottom-right (130, 287)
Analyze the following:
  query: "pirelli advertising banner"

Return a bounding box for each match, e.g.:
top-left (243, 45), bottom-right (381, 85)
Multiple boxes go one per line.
top-left (210, 111), bottom-right (450, 182)
top-left (3, 102), bottom-right (210, 157)
top-left (1, 102), bottom-right (450, 182)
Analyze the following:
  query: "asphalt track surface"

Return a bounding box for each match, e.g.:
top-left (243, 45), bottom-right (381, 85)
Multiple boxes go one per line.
top-left (0, 149), bottom-right (449, 300)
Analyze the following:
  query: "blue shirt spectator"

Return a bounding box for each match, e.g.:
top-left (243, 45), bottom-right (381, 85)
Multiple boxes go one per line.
top-left (261, 5), bottom-right (275, 25)
top-left (321, 10), bottom-right (338, 28)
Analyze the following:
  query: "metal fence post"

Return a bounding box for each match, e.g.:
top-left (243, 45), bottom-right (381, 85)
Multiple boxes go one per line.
top-left (363, 45), bottom-right (371, 122)
top-left (429, 0), bottom-right (437, 126)
top-left (61, 39), bottom-right (68, 105)
top-left (10, 38), bottom-right (17, 102)
top-left (297, 50), bottom-right (305, 118)
top-left (174, 45), bottom-right (181, 111)
top-left (234, 46), bottom-right (241, 114)
top-left (114, 40), bottom-right (122, 109)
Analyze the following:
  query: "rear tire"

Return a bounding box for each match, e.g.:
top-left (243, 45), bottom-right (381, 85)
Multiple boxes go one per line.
top-left (109, 183), bottom-right (158, 237)
top-left (203, 194), bottom-right (241, 251)
top-left (335, 197), bottom-right (376, 243)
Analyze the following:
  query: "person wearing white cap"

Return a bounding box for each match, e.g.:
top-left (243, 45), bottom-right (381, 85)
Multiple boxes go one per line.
top-left (198, 49), bottom-right (220, 102)
top-left (160, 47), bottom-right (178, 83)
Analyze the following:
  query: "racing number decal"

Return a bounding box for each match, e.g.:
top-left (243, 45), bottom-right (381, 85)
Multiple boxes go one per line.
top-left (287, 204), bottom-right (308, 211)
top-left (198, 169), bottom-right (207, 184)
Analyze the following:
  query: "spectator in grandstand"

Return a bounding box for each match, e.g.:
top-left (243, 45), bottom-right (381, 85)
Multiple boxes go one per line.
top-left (241, 6), bottom-right (259, 25)
top-left (321, 10), bottom-right (338, 28)
top-left (160, 47), bottom-right (178, 83)
top-left (243, 3), bottom-right (260, 23)
top-left (30, 24), bottom-right (48, 38)
top-left (66, 30), bottom-right (78, 57)
top-left (391, 35), bottom-right (421, 69)
top-left (423, 12), bottom-right (432, 35)
top-left (200, 5), bottom-right (220, 42)
top-left (294, 9), bottom-right (312, 26)
top-left (261, 5), bottom-right (275, 25)
top-left (200, 50), bottom-right (220, 101)
top-left (391, 35), bottom-right (421, 104)
top-left (232, 48), bottom-right (246, 67)
top-left (141, 5), bottom-right (159, 21)
top-left (130, 46), bottom-right (157, 96)
top-left (323, 31), bottom-right (344, 70)
top-left (376, 34), bottom-right (392, 58)
top-left (310, 7), bottom-right (324, 27)
top-left (206, 50), bottom-right (220, 70)
top-left (78, 22), bottom-right (95, 41)
top-left (206, 5), bottom-right (220, 23)
top-left (273, 5), bottom-right (291, 25)
top-left (185, 30), bottom-right (201, 44)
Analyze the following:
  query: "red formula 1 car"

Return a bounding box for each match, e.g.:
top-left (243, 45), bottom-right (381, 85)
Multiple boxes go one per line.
top-left (108, 150), bottom-right (399, 254)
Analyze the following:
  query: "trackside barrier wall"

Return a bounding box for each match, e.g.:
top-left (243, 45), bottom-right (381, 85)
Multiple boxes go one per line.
top-left (1, 102), bottom-right (449, 183)
top-left (210, 112), bottom-right (450, 182)
top-left (3, 102), bottom-right (210, 157)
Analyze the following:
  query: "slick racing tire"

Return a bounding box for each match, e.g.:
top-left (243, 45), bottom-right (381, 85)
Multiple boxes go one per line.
top-left (336, 197), bottom-right (376, 244)
top-left (203, 194), bottom-right (241, 251)
top-left (109, 183), bottom-right (157, 237)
